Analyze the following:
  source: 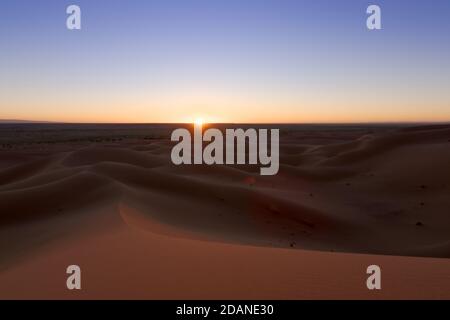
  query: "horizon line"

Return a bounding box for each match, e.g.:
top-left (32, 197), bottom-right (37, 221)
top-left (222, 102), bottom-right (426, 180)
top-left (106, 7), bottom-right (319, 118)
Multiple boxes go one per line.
top-left (2, 119), bottom-right (450, 126)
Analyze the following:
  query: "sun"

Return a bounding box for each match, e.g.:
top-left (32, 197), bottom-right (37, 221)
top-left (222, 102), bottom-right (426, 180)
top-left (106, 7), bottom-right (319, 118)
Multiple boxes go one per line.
top-left (194, 118), bottom-right (204, 126)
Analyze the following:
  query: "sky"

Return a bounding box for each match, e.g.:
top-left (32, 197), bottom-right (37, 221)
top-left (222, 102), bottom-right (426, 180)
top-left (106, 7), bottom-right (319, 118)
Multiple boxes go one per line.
top-left (1, 0), bottom-right (450, 123)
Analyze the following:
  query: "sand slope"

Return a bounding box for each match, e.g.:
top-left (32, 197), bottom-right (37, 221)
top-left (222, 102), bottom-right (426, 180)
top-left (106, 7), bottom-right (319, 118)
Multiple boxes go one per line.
top-left (0, 123), bottom-right (449, 299)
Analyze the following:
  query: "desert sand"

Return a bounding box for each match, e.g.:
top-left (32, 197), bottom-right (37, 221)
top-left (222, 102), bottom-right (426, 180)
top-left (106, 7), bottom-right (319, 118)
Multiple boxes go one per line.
top-left (0, 123), bottom-right (450, 299)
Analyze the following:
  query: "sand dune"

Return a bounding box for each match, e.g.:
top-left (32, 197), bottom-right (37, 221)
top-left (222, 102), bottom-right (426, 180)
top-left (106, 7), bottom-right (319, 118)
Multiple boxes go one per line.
top-left (0, 123), bottom-right (449, 299)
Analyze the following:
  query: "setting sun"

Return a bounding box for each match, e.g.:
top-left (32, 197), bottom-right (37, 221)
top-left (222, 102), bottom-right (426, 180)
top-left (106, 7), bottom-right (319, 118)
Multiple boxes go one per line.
top-left (194, 118), bottom-right (204, 126)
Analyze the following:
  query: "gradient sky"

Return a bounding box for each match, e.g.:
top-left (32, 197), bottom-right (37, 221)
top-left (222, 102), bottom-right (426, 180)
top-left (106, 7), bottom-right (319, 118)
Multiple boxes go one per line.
top-left (1, 0), bottom-right (450, 123)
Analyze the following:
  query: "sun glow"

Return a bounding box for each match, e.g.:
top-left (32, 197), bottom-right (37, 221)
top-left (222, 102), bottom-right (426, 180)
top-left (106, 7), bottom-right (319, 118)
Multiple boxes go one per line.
top-left (194, 118), bottom-right (204, 127)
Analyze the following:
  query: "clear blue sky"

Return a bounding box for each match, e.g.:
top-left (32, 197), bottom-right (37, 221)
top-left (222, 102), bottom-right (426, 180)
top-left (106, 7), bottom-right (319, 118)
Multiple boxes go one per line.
top-left (1, 0), bottom-right (450, 123)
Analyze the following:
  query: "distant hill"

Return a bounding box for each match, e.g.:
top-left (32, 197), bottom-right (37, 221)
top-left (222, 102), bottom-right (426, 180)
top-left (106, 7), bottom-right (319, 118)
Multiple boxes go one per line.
top-left (0, 119), bottom-right (55, 124)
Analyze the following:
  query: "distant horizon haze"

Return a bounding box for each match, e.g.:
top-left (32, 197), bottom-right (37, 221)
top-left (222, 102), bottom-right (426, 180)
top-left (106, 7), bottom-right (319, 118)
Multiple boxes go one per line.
top-left (1, 118), bottom-right (450, 126)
